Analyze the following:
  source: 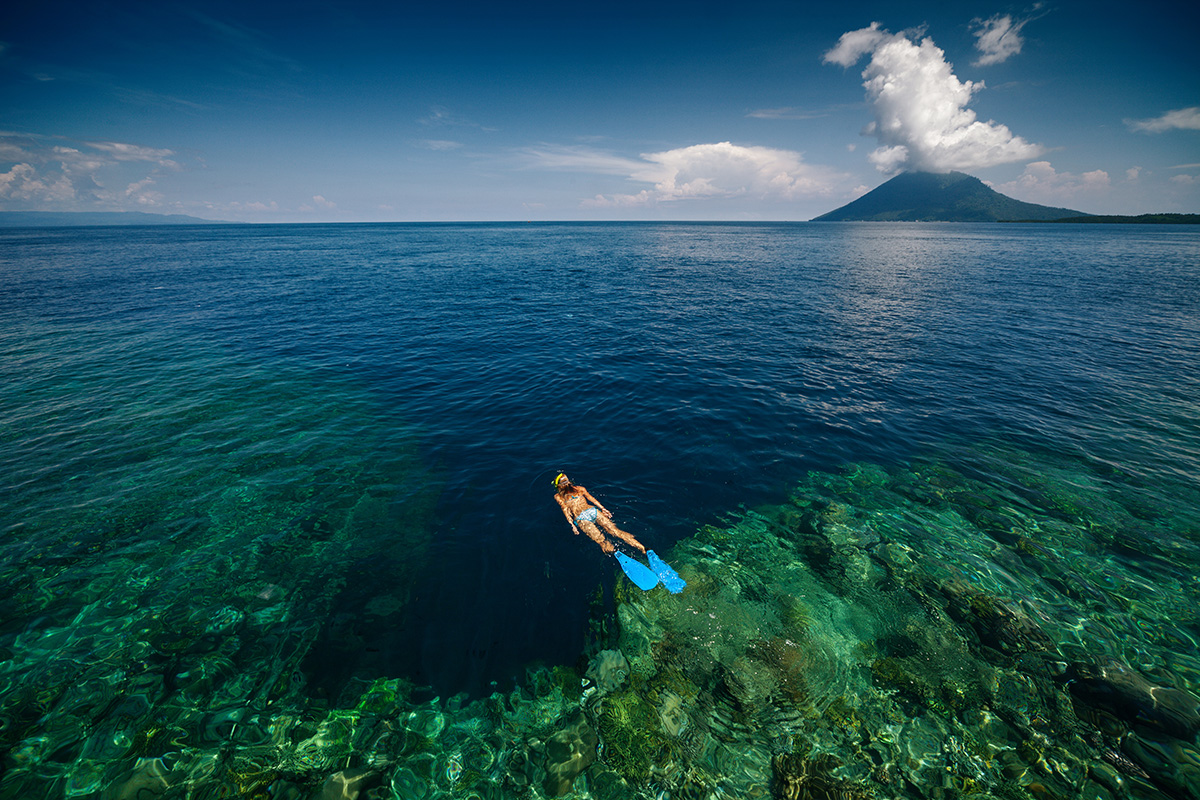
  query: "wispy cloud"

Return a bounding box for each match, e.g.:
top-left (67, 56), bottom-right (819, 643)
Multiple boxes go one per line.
top-left (228, 200), bottom-right (279, 213)
top-left (521, 145), bottom-right (647, 176)
top-left (417, 139), bottom-right (464, 151)
top-left (186, 9), bottom-right (303, 76)
top-left (745, 107), bottom-right (827, 120)
top-left (299, 194), bottom-right (337, 212)
top-left (528, 142), bottom-right (842, 208)
top-left (824, 22), bottom-right (1043, 173)
top-left (992, 161), bottom-right (1109, 203)
top-left (419, 106), bottom-right (493, 130)
top-left (86, 141), bottom-right (178, 167)
top-left (971, 14), bottom-right (1029, 67)
top-left (1126, 107), bottom-right (1200, 133)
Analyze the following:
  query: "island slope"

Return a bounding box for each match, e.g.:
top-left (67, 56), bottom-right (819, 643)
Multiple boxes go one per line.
top-left (813, 171), bottom-right (1088, 222)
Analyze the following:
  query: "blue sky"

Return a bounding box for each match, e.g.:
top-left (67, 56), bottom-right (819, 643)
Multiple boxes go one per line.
top-left (1, 0), bottom-right (1197, 221)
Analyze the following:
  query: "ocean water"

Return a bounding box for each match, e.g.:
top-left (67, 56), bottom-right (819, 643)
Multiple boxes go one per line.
top-left (1, 222), bottom-right (1198, 799)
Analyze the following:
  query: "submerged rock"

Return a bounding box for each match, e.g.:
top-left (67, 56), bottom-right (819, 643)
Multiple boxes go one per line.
top-left (592, 687), bottom-right (671, 785)
top-left (657, 691), bottom-right (688, 737)
top-left (771, 752), bottom-right (873, 800)
top-left (317, 767), bottom-right (380, 800)
top-left (1119, 731), bottom-right (1200, 800)
top-left (110, 757), bottom-right (175, 800)
top-left (940, 579), bottom-right (1054, 658)
top-left (587, 649), bottom-right (630, 694)
top-left (542, 710), bottom-right (599, 797)
top-left (1066, 661), bottom-right (1200, 739)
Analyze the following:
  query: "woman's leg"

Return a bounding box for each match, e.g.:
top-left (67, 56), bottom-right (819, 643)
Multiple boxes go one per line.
top-left (598, 517), bottom-right (646, 553)
top-left (577, 520), bottom-right (615, 554)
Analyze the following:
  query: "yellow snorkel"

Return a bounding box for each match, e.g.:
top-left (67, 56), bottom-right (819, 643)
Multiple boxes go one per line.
top-left (553, 472), bottom-right (567, 488)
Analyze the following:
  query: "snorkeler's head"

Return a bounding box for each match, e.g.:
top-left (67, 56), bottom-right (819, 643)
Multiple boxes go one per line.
top-left (553, 472), bottom-right (569, 488)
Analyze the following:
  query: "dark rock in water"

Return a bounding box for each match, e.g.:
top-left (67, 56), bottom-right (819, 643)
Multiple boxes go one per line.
top-left (587, 765), bottom-right (636, 799)
top-left (1067, 661), bottom-right (1200, 739)
top-left (940, 580), bottom-right (1053, 657)
top-left (110, 757), bottom-right (176, 800)
top-left (1119, 731), bottom-right (1200, 800)
top-left (771, 752), bottom-right (873, 800)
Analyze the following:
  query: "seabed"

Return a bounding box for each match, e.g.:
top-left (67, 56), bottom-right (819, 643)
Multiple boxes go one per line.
top-left (2, 441), bottom-right (1199, 800)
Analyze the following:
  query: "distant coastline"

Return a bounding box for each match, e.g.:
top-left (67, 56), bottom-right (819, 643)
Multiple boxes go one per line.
top-left (1005, 213), bottom-right (1200, 224)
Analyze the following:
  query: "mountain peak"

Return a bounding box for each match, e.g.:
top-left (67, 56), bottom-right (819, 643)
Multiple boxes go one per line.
top-left (813, 171), bottom-right (1088, 222)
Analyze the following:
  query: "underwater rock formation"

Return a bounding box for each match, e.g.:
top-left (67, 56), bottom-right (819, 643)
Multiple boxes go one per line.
top-left (772, 752), bottom-right (873, 800)
top-left (1066, 660), bottom-right (1200, 739)
top-left (317, 766), bottom-right (381, 799)
top-left (586, 649), bottom-right (631, 694)
top-left (542, 710), bottom-right (599, 796)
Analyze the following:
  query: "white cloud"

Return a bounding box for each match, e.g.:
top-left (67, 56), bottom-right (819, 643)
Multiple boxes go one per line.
top-left (298, 195), bottom-right (336, 213)
top-left (1126, 107), bottom-right (1200, 133)
top-left (1170, 174), bottom-right (1198, 185)
top-left (825, 23), bottom-right (1043, 173)
top-left (0, 133), bottom-right (183, 211)
top-left (1126, 167), bottom-right (1141, 181)
top-left (642, 142), bottom-right (832, 199)
top-left (0, 162), bottom-right (76, 203)
top-left (824, 22), bottom-right (891, 68)
top-left (540, 142), bottom-right (841, 208)
top-left (124, 177), bottom-right (163, 205)
top-left (993, 161), bottom-right (1110, 203)
top-left (971, 14), bottom-right (1028, 66)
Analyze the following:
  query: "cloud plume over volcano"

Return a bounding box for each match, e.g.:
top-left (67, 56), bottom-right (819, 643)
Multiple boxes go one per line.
top-left (825, 23), bottom-right (1043, 174)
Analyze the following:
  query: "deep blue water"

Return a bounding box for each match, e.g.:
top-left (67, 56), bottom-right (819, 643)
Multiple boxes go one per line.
top-left (3, 221), bottom-right (1198, 704)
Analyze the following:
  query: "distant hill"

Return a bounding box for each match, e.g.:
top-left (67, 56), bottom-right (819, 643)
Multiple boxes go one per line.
top-left (0, 211), bottom-right (226, 227)
top-left (813, 171), bottom-right (1089, 222)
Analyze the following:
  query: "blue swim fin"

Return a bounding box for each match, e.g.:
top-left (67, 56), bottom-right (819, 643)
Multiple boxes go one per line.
top-left (646, 550), bottom-right (687, 594)
top-left (614, 552), bottom-right (660, 591)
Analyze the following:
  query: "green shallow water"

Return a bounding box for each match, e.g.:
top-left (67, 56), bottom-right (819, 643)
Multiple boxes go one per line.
top-left (1, 319), bottom-right (441, 799)
top-left (4, 319), bottom-right (1198, 800)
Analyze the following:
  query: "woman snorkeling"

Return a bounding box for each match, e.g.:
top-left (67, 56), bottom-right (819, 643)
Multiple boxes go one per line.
top-left (553, 473), bottom-right (646, 556)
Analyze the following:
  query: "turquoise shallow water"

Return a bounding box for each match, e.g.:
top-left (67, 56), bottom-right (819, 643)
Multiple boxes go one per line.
top-left (1, 222), bottom-right (1198, 799)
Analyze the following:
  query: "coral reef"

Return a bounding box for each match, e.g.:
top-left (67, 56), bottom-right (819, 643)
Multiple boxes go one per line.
top-left (3, 440), bottom-right (1199, 799)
